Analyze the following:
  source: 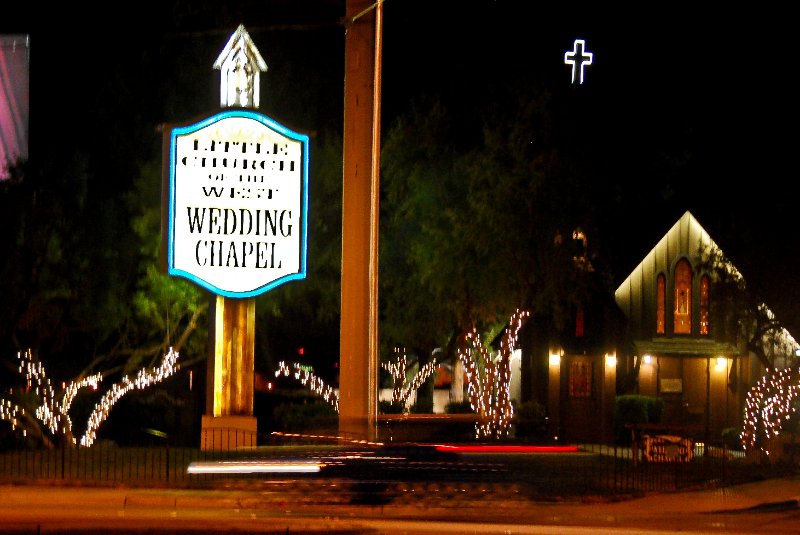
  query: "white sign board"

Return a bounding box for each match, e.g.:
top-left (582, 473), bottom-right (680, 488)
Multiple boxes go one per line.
top-left (166, 109), bottom-right (308, 297)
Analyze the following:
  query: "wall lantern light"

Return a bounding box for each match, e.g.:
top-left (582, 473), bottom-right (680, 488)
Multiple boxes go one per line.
top-left (605, 353), bottom-right (617, 367)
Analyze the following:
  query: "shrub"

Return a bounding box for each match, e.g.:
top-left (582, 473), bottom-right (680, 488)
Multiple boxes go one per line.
top-left (444, 400), bottom-right (473, 414)
top-left (722, 427), bottom-right (744, 450)
top-left (513, 400), bottom-right (547, 441)
top-left (613, 395), bottom-right (664, 444)
top-left (272, 400), bottom-right (337, 433)
top-left (408, 402), bottom-right (428, 414)
top-left (644, 397), bottom-right (664, 423)
top-left (379, 400), bottom-right (406, 414)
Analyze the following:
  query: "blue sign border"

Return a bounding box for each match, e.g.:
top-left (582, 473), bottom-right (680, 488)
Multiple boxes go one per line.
top-left (167, 109), bottom-right (309, 298)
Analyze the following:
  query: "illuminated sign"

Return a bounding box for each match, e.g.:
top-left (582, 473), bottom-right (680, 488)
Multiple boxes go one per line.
top-left (165, 109), bottom-right (308, 297)
top-left (564, 39), bottom-right (593, 84)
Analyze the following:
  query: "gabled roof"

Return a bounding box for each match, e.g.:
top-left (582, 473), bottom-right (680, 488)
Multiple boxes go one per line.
top-left (614, 210), bottom-right (798, 360)
top-left (213, 24), bottom-right (268, 72)
top-left (615, 210), bottom-right (723, 299)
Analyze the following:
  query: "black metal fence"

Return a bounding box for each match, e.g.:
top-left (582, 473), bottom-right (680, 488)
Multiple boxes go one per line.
top-left (0, 430), bottom-right (779, 499)
top-left (0, 430), bottom-right (318, 487)
top-left (574, 442), bottom-right (747, 496)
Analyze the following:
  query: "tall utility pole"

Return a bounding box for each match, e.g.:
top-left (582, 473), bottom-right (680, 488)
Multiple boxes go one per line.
top-left (338, 0), bottom-right (383, 442)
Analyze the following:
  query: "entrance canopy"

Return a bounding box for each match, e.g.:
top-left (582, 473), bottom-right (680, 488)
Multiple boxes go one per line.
top-left (633, 338), bottom-right (738, 357)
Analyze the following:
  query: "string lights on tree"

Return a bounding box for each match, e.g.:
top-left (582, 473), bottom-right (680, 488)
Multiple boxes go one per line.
top-left (1, 399), bottom-right (23, 434)
top-left (80, 349), bottom-right (180, 447)
top-left (0, 348), bottom-right (180, 447)
top-left (742, 365), bottom-right (799, 457)
top-left (7, 349), bottom-right (101, 444)
top-left (458, 308), bottom-right (529, 439)
top-left (275, 361), bottom-right (339, 412)
top-left (381, 347), bottom-right (438, 411)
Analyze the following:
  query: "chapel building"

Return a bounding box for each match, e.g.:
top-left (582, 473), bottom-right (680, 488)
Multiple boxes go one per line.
top-left (534, 211), bottom-right (797, 446)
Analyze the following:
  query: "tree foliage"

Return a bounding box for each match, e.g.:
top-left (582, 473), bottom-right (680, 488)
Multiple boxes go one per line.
top-left (0, 158), bottom-right (89, 363)
top-left (253, 130), bottom-right (343, 378)
top-left (699, 244), bottom-right (798, 370)
top-left (378, 88), bottom-right (614, 377)
top-left (380, 99), bottom-right (465, 361)
top-left (118, 161), bottom-right (208, 372)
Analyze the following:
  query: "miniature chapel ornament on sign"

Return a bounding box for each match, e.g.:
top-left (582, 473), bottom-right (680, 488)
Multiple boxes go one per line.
top-left (564, 39), bottom-right (593, 84)
top-left (214, 24), bottom-right (268, 108)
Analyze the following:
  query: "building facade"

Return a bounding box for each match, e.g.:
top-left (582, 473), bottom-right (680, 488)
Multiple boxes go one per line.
top-left (614, 211), bottom-right (796, 442)
top-left (535, 211), bottom-right (798, 446)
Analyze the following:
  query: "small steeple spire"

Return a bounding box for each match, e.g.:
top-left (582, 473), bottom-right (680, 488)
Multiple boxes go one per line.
top-left (213, 24), bottom-right (268, 109)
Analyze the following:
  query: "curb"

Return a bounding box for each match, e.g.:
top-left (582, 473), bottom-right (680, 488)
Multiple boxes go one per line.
top-left (711, 498), bottom-right (800, 514)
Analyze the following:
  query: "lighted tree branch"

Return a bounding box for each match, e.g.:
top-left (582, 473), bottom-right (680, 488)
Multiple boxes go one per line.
top-left (80, 348), bottom-right (180, 447)
top-left (3, 350), bottom-right (102, 445)
top-left (0, 397), bottom-right (53, 447)
top-left (0, 398), bottom-right (24, 434)
top-left (381, 347), bottom-right (438, 411)
top-left (275, 361), bottom-right (339, 413)
top-left (742, 365), bottom-right (799, 457)
top-left (457, 308), bottom-right (529, 439)
top-left (1, 348), bottom-right (180, 448)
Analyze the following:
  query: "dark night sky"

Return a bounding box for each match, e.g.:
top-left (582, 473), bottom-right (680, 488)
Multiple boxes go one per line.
top-left (3, 1), bottom-right (799, 335)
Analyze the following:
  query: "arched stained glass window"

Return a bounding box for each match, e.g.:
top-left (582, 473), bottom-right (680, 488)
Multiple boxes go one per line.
top-left (700, 274), bottom-right (710, 335)
top-left (656, 274), bottom-right (666, 335)
top-left (674, 259), bottom-right (692, 334)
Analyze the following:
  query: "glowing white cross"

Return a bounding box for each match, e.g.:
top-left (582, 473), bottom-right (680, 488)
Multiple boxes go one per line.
top-left (564, 39), bottom-right (593, 84)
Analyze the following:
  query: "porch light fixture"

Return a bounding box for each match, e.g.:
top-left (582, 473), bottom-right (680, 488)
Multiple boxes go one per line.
top-left (605, 353), bottom-right (617, 367)
top-left (715, 357), bottom-right (727, 371)
top-left (549, 353), bottom-right (561, 366)
top-left (643, 355), bottom-right (653, 365)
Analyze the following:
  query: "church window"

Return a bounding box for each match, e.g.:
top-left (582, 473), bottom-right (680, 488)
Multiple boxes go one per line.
top-left (656, 274), bottom-right (666, 334)
top-left (700, 274), bottom-right (710, 335)
top-left (674, 259), bottom-right (692, 334)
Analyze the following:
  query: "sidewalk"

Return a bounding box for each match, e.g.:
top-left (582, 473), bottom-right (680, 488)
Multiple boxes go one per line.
top-left (507, 473), bottom-right (800, 532)
top-left (351, 473), bottom-right (800, 532)
top-left (1, 474), bottom-right (799, 533)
